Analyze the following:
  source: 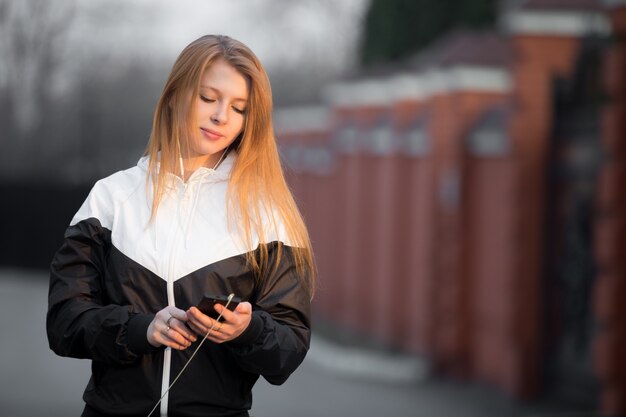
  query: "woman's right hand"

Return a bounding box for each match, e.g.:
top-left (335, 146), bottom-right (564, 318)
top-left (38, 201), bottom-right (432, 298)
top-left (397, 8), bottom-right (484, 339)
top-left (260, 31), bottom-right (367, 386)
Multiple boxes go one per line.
top-left (147, 307), bottom-right (197, 350)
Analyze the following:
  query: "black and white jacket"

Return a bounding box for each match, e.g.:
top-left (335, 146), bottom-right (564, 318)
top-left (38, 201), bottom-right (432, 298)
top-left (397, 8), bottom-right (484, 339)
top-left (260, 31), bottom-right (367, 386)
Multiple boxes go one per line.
top-left (46, 152), bottom-right (311, 417)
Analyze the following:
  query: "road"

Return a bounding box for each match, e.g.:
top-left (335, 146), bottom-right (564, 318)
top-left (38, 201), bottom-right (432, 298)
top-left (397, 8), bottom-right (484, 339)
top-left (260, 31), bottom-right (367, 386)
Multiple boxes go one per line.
top-left (0, 269), bottom-right (552, 417)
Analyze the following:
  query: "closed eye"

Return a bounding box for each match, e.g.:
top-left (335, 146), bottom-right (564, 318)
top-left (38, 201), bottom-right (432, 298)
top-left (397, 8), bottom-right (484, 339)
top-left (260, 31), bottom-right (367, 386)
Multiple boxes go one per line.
top-left (200, 95), bottom-right (245, 114)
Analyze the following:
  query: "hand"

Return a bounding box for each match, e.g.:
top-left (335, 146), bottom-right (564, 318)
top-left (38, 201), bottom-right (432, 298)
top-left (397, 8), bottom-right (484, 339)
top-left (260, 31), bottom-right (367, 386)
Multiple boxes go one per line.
top-left (147, 307), bottom-right (197, 350)
top-left (186, 302), bottom-right (252, 344)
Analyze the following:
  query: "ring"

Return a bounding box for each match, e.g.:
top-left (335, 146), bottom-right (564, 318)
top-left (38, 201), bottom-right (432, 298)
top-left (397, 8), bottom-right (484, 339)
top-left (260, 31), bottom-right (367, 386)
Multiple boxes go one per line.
top-left (166, 315), bottom-right (174, 327)
top-left (217, 323), bottom-right (224, 332)
top-left (166, 326), bottom-right (171, 332)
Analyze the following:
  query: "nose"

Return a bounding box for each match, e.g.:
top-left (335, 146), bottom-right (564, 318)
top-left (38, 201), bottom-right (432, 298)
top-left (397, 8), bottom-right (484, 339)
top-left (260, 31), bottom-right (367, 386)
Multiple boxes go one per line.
top-left (211, 104), bottom-right (228, 125)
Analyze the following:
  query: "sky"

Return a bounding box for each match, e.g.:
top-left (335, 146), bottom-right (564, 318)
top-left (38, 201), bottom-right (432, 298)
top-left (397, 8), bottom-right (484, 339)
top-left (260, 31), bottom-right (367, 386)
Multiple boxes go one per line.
top-left (1, 0), bottom-right (370, 128)
top-left (60, 0), bottom-right (369, 94)
top-left (0, 0), bottom-right (371, 178)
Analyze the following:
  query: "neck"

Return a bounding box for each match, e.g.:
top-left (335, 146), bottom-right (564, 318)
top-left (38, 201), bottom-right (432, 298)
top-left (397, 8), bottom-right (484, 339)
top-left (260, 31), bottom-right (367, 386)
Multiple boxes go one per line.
top-left (179, 148), bottom-right (228, 180)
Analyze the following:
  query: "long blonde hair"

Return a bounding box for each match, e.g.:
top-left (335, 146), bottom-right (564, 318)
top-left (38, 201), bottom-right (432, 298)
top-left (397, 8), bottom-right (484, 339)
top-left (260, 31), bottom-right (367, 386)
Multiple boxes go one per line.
top-left (144, 35), bottom-right (314, 294)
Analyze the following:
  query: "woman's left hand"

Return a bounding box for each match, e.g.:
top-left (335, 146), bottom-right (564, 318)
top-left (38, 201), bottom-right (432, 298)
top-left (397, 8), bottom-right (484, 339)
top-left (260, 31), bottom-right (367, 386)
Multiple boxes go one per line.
top-left (186, 302), bottom-right (252, 344)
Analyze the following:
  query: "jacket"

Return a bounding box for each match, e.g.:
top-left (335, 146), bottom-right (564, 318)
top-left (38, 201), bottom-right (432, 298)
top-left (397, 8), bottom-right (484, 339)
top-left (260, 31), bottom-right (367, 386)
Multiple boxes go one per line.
top-left (46, 152), bottom-right (311, 417)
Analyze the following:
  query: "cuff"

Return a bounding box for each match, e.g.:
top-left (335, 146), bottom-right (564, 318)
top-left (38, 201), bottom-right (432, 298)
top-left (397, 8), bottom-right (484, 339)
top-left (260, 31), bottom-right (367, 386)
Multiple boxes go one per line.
top-left (228, 312), bottom-right (264, 348)
top-left (127, 313), bottom-right (160, 355)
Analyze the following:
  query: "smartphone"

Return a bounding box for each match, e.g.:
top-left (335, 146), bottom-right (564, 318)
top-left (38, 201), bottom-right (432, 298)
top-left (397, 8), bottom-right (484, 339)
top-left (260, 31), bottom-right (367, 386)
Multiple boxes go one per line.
top-left (196, 294), bottom-right (241, 321)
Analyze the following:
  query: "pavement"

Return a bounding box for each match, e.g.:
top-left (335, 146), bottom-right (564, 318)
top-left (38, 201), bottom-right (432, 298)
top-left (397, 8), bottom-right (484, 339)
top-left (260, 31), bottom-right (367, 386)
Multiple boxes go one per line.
top-left (0, 268), bottom-right (591, 417)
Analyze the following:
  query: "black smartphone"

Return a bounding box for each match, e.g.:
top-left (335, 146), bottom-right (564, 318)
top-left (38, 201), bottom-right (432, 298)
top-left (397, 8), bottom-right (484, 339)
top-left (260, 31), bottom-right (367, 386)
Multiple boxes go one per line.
top-left (196, 294), bottom-right (241, 321)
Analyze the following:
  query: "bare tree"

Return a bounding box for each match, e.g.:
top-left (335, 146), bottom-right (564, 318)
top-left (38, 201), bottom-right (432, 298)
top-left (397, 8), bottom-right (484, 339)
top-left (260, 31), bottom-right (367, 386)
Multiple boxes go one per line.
top-left (0, 0), bottom-right (76, 181)
top-left (0, 0), bottom-right (367, 180)
top-left (0, 0), bottom-right (75, 135)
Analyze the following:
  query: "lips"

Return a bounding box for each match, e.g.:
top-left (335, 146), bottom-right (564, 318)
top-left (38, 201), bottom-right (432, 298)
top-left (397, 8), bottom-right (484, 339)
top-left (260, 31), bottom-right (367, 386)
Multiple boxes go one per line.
top-left (200, 127), bottom-right (224, 140)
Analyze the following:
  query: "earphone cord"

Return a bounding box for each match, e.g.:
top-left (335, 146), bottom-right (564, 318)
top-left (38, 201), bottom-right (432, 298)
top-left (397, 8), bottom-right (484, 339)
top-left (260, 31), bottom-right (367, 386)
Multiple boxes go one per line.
top-left (147, 293), bottom-right (235, 417)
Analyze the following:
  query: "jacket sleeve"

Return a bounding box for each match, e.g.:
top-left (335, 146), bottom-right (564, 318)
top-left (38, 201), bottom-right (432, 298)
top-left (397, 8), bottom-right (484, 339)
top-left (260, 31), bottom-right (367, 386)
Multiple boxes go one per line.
top-left (46, 184), bottom-right (157, 365)
top-left (226, 243), bottom-right (312, 385)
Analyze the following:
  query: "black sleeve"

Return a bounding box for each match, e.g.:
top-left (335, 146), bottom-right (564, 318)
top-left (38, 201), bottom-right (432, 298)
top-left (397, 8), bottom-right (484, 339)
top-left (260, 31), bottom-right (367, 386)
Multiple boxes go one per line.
top-left (46, 218), bottom-right (158, 365)
top-left (226, 243), bottom-right (312, 385)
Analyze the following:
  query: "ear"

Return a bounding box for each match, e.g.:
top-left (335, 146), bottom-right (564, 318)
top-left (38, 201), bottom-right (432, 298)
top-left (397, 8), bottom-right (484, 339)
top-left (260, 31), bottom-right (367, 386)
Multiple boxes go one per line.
top-left (167, 92), bottom-right (176, 109)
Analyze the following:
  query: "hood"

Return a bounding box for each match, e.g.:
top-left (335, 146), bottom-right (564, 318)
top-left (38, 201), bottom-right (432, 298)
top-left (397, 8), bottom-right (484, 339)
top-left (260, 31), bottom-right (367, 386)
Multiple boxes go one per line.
top-left (138, 150), bottom-right (237, 251)
top-left (137, 150), bottom-right (236, 185)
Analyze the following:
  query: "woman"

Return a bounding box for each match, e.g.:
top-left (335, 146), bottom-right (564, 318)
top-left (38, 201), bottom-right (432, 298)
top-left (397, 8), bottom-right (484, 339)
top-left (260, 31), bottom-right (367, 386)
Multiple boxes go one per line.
top-left (47, 34), bottom-right (314, 417)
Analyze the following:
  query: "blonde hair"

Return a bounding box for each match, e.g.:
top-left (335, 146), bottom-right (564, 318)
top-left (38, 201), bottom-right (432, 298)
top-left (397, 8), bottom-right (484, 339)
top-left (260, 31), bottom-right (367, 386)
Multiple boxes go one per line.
top-left (144, 35), bottom-right (314, 294)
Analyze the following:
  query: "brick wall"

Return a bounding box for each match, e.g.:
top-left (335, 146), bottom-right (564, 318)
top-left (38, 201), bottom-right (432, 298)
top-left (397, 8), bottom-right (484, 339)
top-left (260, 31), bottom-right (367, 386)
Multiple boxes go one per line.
top-left (277, 4), bottom-right (626, 414)
top-left (594, 5), bottom-right (626, 413)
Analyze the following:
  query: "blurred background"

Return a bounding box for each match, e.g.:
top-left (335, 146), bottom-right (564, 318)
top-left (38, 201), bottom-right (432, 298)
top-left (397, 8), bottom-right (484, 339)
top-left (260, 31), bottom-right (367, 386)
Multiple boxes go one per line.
top-left (1, 0), bottom-right (625, 416)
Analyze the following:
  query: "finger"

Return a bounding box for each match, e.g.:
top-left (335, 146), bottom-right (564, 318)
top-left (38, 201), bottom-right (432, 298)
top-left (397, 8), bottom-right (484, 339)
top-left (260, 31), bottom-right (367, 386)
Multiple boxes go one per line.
top-left (215, 304), bottom-right (252, 342)
top-left (213, 303), bottom-right (229, 320)
top-left (157, 308), bottom-right (196, 343)
top-left (168, 318), bottom-right (197, 343)
top-left (161, 322), bottom-right (192, 349)
top-left (235, 302), bottom-right (252, 314)
top-left (206, 326), bottom-right (229, 344)
top-left (214, 321), bottom-right (227, 336)
top-left (188, 307), bottom-right (218, 329)
top-left (217, 302), bottom-right (251, 328)
top-left (186, 320), bottom-right (206, 336)
top-left (162, 313), bottom-right (193, 337)
top-left (217, 302), bottom-right (251, 324)
top-left (186, 321), bottom-right (204, 336)
top-left (154, 326), bottom-right (188, 350)
top-left (166, 307), bottom-right (189, 323)
top-left (186, 313), bottom-right (216, 336)
top-left (214, 304), bottom-right (239, 323)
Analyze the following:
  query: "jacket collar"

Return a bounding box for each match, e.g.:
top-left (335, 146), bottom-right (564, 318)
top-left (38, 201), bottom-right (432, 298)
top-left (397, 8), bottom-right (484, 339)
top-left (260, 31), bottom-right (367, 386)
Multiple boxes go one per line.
top-left (137, 151), bottom-right (236, 185)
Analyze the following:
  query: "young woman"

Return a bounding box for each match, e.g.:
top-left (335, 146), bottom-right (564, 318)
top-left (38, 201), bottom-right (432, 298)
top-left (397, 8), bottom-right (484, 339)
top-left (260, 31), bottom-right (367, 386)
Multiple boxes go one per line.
top-left (47, 35), bottom-right (314, 417)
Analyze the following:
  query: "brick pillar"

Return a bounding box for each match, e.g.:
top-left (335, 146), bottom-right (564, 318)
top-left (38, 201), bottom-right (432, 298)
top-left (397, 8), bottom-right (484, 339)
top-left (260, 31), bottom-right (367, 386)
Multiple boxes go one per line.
top-left (428, 91), bottom-right (512, 377)
top-left (350, 106), bottom-right (389, 338)
top-left (399, 154), bottom-right (437, 354)
top-left (511, 35), bottom-right (581, 398)
top-left (332, 116), bottom-right (364, 331)
top-left (464, 153), bottom-right (520, 392)
top-left (390, 100), bottom-right (438, 355)
top-left (428, 91), bottom-right (465, 375)
top-left (594, 5), bottom-right (626, 414)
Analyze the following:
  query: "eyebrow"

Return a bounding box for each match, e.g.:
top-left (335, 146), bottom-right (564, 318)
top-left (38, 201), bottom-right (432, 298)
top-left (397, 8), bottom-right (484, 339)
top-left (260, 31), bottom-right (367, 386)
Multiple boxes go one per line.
top-left (199, 85), bottom-right (248, 103)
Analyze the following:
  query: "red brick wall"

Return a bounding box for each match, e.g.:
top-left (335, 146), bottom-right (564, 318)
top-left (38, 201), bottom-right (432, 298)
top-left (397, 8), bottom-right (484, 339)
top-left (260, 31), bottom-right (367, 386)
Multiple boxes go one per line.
top-left (277, 130), bottom-right (337, 321)
top-left (464, 155), bottom-right (520, 393)
top-left (395, 155), bottom-right (437, 354)
top-left (594, 6), bottom-right (626, 414)
top-left (511, 35), bottom-right (582, 398)
top-left (428, 92), bottom-right (512, 377)
top-left (280, 8), bottom-right (626, 412)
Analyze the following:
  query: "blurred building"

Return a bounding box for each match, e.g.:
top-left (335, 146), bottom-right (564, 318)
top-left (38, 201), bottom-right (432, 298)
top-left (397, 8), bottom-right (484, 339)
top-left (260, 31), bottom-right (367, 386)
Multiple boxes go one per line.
top-left (276, 0), bottom-right (626, 414)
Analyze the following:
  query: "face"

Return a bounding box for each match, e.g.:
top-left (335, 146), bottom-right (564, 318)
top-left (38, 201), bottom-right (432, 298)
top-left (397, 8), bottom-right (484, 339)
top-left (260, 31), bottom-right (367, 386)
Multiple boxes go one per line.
top-left (186, 58), bottom-right (249, 166)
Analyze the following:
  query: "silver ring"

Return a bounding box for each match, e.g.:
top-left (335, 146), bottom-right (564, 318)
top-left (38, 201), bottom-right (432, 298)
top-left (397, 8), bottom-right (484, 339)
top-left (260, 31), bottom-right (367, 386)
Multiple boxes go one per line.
top-left (166, 315), bottom-right (174, 327)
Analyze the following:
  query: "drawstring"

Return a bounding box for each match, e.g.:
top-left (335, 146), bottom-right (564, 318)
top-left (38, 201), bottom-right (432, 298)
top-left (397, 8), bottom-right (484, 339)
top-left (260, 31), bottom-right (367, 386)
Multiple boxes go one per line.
top-left (178, 148), bottom-right (229, 249)
top-left (182, 171), bottom-right (211, 249)
top-left (147, 150), bottom-right (229, 252)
